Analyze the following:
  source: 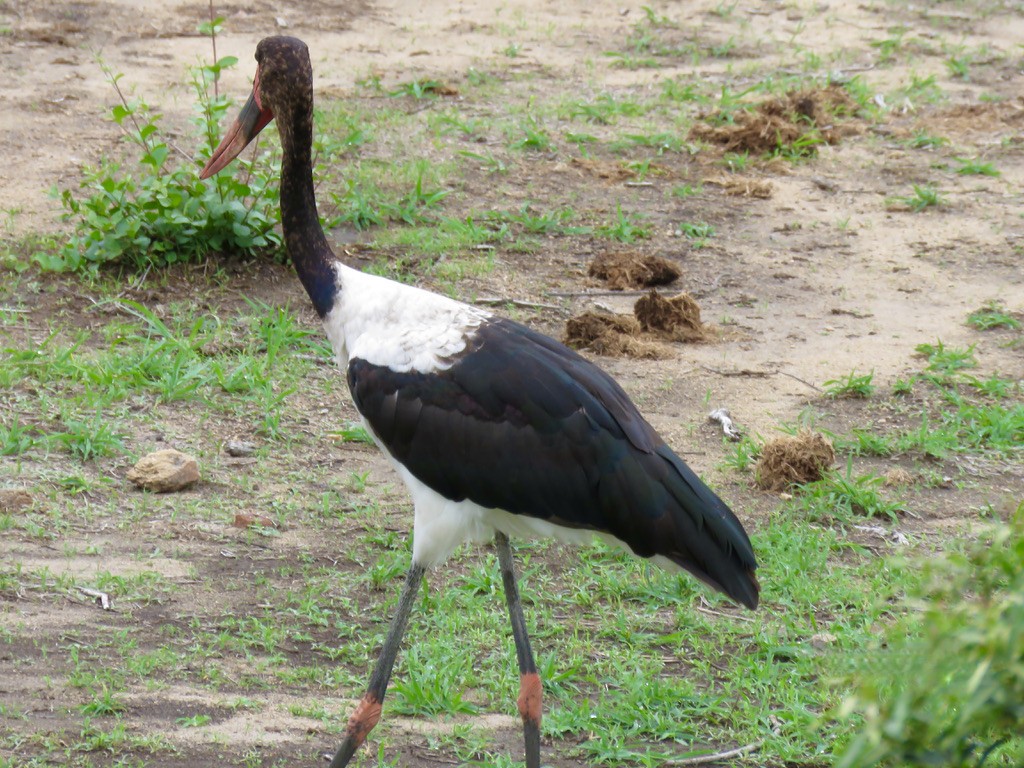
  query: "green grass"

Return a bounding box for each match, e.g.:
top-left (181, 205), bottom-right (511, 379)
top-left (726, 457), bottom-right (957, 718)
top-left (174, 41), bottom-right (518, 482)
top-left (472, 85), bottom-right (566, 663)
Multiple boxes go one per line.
top-left (968, 302), bottom-right (1020, 330)
top-left (904, 130), bottom-right (949, 149)
top-left (954, 157), bottom-right (1000, 177)
top-left (596, 205), bottom-right (651, 243)
top-left (823, 370), bottom-right (876, 399)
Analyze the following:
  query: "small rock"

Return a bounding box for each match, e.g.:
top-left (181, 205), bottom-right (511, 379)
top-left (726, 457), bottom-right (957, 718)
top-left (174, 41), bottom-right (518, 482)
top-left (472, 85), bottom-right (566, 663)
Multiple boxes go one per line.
top-left (232, 513), bottom-right (278, 529)
top-left (0, 488), bottom-right (32, 513)
top-left (224, 439), bottom-right (256, 457)
top-left (811, 632), bottom-right (838, 649)
top-left (127, 449), bottom-right (199, 493)
top-left (883, 467), bottom-right (914, 487)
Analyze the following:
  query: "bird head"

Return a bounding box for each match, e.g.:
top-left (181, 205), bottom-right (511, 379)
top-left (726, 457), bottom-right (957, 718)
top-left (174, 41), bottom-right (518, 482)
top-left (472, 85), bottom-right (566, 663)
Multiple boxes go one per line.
top-left (200, 36), bottom-right (313, 179)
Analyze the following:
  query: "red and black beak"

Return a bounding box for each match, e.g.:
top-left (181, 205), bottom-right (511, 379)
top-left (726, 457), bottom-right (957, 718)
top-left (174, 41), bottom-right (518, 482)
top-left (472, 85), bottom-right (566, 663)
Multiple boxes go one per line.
top-left (199, 69), bottom-right (274, 179)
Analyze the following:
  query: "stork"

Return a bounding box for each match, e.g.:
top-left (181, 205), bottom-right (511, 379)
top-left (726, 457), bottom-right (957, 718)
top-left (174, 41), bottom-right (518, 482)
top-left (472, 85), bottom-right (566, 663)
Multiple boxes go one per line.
top-left (200, 36), bottom-right (759, 768)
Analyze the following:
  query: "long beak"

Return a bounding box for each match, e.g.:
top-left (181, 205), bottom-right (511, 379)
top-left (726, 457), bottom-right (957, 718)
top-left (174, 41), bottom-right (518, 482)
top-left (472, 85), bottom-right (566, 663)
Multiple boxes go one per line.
top-left (199, 77), bottom-right (274, 179)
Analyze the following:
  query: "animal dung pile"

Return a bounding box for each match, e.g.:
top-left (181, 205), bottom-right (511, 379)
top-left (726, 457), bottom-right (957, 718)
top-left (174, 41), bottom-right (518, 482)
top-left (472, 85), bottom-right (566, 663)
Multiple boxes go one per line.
top-left (706, 175), bottom-right (774, 199)
top-left (588, 251), bottom-right (681, 290)
top-left (634, 290), bottom-right (705, 342)
top-left (689, 85), bottom-right (860, 156)
top-left (564, 290), bottom-right (705, 358)
top-left (564, 313), bottom-right (672, 359)
top-left (754, 430), bottom-right (836, 492)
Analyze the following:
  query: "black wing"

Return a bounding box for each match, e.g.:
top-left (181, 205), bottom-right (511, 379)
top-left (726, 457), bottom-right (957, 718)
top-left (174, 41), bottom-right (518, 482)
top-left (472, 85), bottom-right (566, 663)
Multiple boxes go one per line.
top-left (348, 318), bottom-right (758, 608)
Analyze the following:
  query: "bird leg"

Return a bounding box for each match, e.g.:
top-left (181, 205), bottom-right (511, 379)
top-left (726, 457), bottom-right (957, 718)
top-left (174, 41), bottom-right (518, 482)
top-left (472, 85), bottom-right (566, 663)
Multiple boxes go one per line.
top-left (495, 532), bottom-right (542, 768)
top-left (329, 562), bottom-right (426, 768)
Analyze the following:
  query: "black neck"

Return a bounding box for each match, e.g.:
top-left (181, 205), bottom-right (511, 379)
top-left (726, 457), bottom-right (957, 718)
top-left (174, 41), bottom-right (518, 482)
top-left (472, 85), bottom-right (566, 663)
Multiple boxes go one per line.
top-left (278, 112), bottom-right (336, 318)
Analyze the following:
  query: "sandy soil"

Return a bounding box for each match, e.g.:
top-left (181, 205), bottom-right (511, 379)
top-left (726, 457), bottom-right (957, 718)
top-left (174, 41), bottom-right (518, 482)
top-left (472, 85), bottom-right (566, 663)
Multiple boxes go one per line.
top-left (3, 0), bottom-right (1022, 428)
top-left (1, 0), bottom-right (1023, 765)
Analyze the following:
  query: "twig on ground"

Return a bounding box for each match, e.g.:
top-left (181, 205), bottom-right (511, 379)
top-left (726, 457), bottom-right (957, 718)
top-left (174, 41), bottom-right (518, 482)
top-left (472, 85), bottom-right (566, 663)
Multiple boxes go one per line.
top-left (694, 603), bottom-right (756, 623)
top-left (76, 586), bottom-right (111, 610)
top-left (473, 296), bottom-right (564, 311)
top-left (666, 738), bottom-right (765, 765)
top-left (546, 289), bottom-right (688, 299)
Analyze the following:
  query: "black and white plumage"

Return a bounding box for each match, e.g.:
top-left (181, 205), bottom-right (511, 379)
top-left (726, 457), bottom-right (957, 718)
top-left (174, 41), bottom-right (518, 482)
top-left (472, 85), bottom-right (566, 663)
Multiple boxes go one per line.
top-left (201, 36), bottom-right (758, 768)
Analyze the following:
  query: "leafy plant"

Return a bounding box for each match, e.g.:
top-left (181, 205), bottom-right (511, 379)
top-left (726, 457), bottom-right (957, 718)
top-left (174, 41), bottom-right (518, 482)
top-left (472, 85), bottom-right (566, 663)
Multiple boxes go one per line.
top-left (720, 151), bottom-right (751, 172)
top-left (334, 422), bottom-right (375, 444)
top-left (801, 467), bottom-right (903, 523)
top-left (79, 686), bottom-right (128, 717)
top-left (176, 714), bottom-right (213, 727)
top-left (915, 339), bottom-right (977, 374)
top-left (678, 221), bottom-right (715, 245)
top-left (51, 416), bottom-right (125, 461)
top-left (720, 434), bottom-right (761, 472)
top-left (967, 303), bottom-right (1020, 331)
top-left (946, 55), bottom-right (972, 80)
top-left (824, 370), bottom-right (876, 398)
top-left (42, 18), bottom-right (287, 274)
top-left (955, 157), bottom-right (1000, 177)
top-left (596, 205), bottom-right (650, 243)
top-left (905, 130), bottom-right (948, 149)
top-left (511, 118), bottom-right (554, 152)
top-left (458, 149), bottom-right (508, 175)
top-left (837, 506), bottom-right (1024, 768)
top-left (388, 79), bottom-right (446, 99)
top-left (327, 163), bottom-right (449, 231)
top-left (888, 184), bottom-right (945, 212)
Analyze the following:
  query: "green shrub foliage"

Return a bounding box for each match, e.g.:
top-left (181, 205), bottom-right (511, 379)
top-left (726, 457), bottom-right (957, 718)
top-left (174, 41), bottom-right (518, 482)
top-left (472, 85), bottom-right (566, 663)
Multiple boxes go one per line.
top-left (42, 21), bottom-right (282, 273)
top-left (838, 505), bottom-right (1024, 767)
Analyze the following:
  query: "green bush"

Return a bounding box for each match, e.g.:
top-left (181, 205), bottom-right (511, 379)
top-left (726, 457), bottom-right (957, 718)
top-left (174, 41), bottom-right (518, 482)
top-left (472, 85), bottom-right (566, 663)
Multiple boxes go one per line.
top-left (39, 19), bottom-right (282, 274)
top-left (837, 504), bottom-right (1024, 767)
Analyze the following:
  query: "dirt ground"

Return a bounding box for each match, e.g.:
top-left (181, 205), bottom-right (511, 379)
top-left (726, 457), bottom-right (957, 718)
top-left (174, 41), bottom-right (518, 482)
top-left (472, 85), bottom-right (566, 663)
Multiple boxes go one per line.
top-left (1, 0), bottom-right (1023, 766)
top-left (2, 0), bottom-right (1021, 428)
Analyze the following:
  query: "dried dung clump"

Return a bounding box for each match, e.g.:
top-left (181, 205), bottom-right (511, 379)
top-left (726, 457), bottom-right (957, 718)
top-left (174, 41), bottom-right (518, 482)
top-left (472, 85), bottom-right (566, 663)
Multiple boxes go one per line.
top-left (0, 488), bottom-right (32, 513)
top-left (755, 430), bottom-right (835, 492)
top-left (564, 290), bottom-right (707, 357)
top-left (564, 312), bottom-right (672, 359)
top-left (570, 156), bottom-right (636, 181)
top-left (634, 290), bottom-right (705, 342)
top-left (589, 251), bottom-right (681, 290)
top-left (706, 174), bottom-right (774, 198)
top-left (690, 85), bottom-right (859, 155)
top-left (883, 467), bottom-right (914, 488)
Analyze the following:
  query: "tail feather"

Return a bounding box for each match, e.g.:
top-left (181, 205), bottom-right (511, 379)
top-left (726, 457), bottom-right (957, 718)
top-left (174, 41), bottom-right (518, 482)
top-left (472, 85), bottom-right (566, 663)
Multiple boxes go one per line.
top-left (656, 446), bottom-right (759, 609)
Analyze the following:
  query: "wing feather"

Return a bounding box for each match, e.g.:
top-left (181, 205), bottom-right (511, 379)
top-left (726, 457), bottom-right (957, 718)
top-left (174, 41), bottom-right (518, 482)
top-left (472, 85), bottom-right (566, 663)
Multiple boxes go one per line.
top-left (348, 317), bottom-right (758, 608)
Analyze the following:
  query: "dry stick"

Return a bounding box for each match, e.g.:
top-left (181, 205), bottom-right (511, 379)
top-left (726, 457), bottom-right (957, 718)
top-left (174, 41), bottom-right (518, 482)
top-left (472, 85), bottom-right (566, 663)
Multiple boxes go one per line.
top-left (699, 366), bottom-right (823, 393)
top-left (546, 289), bottom-right (689, 298)
top-left (777, 370), bottom-right (823, 392)
top-left (473, 297), bottom-right (565, 311)
top-left (665, 739), bottom-right (765, 766)
top-left (694, 604), bottom-right (756, 623)
top-left (208, 0), bottom-right (219, 99)
top-left (76, 586), bottom-right (112, 610)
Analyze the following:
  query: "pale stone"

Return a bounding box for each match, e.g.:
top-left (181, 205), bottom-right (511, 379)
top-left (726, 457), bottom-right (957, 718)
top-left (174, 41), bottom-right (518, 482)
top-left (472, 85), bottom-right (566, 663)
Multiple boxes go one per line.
top-left (127, 449), bottom-right (199, 493)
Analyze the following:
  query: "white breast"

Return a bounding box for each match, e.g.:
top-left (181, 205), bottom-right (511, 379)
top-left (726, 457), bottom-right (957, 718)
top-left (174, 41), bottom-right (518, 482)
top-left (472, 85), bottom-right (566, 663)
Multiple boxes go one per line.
top-left (321, 263), bottom-right (490, 373)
